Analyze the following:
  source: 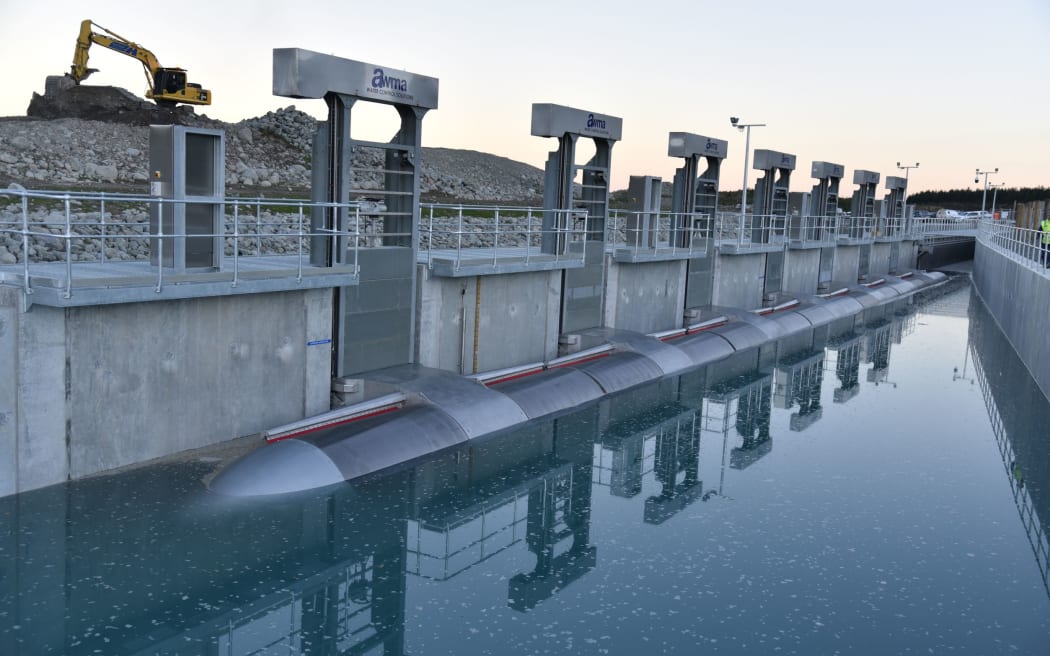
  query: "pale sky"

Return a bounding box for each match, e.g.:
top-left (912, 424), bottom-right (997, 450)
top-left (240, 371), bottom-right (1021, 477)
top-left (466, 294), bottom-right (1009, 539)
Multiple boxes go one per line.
top-left (1, 0), bottom-right (1047, 194)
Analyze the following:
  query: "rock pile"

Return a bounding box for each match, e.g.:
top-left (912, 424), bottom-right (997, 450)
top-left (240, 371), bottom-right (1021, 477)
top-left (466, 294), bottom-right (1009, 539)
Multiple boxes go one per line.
top-left (0, 84), bottom-right (552, 265)
top-left (3, 85), bottom-right (545, 202)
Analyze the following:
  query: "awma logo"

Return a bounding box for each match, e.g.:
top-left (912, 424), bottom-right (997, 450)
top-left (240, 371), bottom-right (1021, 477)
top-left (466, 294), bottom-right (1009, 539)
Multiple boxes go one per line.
top-left (371, 68), bottom-right (407, 92)
top-left (586, 113), bottom-right (606, 130)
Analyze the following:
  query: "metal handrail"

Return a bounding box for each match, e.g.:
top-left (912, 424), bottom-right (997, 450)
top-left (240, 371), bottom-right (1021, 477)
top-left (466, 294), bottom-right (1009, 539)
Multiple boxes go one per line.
top-left (419, 204), bottom-right (588, 271)
top-left (978, 219), bottom-right (1050, 275)
top-left (605, 209), bottom-right (710, 256)
top-left (0, 188), bottom-right (372, 299)
top-left (712, 212), bottom-right (790, 250)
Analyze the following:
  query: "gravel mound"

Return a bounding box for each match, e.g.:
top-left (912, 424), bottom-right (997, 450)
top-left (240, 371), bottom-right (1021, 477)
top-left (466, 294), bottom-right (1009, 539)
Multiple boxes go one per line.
top-left (6, 84), bottom-right (544, 203)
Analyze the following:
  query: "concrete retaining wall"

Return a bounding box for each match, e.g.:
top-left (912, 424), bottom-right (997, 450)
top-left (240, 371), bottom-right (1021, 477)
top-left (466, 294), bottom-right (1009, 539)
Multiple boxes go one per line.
top-left (417, 268), bottom-right (560, 374)
top-left (973, 241), bottom-right (1050, 401)
top-left (0, 288), bottom-right (332, 496)
top-left (605, 259), bottom-right (688, 333)
top-left (871, 243), bottom-right (892, 275)
top-left (784, 248), bottom-right (820, 295)
top-left (833, 246), bottom-right (861, 284)
top-left (713, 253), bottom-right (766, 309)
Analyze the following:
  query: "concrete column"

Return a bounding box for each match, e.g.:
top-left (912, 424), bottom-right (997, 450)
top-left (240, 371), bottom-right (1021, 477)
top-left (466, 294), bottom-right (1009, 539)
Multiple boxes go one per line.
top-left (606, 259), bottom-right (688, 333)
top-left (783, 249), bottom-right (820, 296)
top-left (832, 246), bottom-right (861, 284)
top-left (712, 253), bottom-right (765, 309)
top-left (0, 291), bottom-right (17, 497)
top-left (17, 303), bottom-right (69, 492)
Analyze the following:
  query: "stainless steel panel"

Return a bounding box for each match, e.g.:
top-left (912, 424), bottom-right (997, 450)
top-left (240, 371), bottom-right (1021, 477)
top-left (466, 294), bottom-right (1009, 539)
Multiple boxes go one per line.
top-left (531, 103), bottom-right (623, 141)
top-left (609, 331), bottom-right (694, 376)
top-left (811, 161), bottom-right (844, 179)
top-left (848, 288), bottom-right (881, 308)
top-left (684, 256), bottom-right (714, 309)
top-left (672, 332), bottom-right (736, 366)
top-left (795, 303), bottom-right (836, 327)
top-left (885, 176), bottom-right (907, 190)
top-left (764, 250), bottom-right (785, 296)
top-left (668, 132), bottom-right (727, 159)
top-left (209, 438), bottom-right (345, 496)
top-left (576, 351), bottom-right (664, 393)
top-left (314, 406), bottom-right (468, 480)
top-left (753, 149), bottom-right (796, 171)
top-left (273, 48), bottom-right (439, 109)
top-left (709, 322), bottom-right (769, 351)
top-left (853, 169), bottom-right (880, 185)
top-left (184, 133), bottom-right (218, 196)
top-left (767, 310), bottom-right (812, 334)
top-left (821, 296), bottom-right (866, 318)
top-left (367, 365), bottom-right (528, 438)
top-left (494, 368), bottom-right (604, 419)
top-left (339, 247), bottom-right (416, 375)
top-left (561, 242), bottom-right (605, 333)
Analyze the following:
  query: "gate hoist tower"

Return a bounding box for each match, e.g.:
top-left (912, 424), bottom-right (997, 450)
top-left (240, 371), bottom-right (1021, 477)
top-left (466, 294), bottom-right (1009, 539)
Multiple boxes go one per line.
top-left (849, 169), bottom-right (880, 281)
top-left (752, 149), bottom-right (795, 241)
top-left (753, 149), bottom-right (795, 299)
top-left (849, 170), bottom-right (880, 239)
top-left (274, 48), bottom-right (438, 377)
top-left (882, 176), bottom-right (907, 238)
top-left (810, 161), bottom-right (844, 289)
top-left (669, 132), bottom-right (727, 310)
top-left (531, 103), bottom-right (622, 334)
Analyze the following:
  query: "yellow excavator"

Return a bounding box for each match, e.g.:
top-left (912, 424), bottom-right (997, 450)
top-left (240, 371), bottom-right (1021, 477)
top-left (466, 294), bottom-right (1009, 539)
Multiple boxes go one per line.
top-left (68, 19), bottom-right (211, 107)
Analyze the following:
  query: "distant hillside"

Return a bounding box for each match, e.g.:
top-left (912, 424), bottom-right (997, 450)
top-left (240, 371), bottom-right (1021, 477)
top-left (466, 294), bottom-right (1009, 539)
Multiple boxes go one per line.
top-left (3, 84), bottom-right (544, 203)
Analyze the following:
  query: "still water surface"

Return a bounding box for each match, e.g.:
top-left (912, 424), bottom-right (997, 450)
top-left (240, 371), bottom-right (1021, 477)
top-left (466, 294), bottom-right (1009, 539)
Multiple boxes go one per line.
top-left (2, 278), bottom-right (1049, 655)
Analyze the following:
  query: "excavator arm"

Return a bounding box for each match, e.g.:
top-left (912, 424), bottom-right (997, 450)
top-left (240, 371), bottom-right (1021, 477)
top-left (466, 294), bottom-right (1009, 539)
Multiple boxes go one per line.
top-left (68, 19), bottom-right (211, 107)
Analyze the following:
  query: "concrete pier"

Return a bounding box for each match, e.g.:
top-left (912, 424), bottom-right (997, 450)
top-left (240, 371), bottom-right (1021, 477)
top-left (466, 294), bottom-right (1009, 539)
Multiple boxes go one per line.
top-left (0, 287), bottom-right (333, 496)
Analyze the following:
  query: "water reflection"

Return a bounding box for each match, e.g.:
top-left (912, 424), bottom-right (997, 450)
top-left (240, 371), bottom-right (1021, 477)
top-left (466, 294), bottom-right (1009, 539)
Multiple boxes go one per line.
top-left (2, 277), bottom-right (1049, 654)
top-left (967, 289), bottom-right (1050, 601)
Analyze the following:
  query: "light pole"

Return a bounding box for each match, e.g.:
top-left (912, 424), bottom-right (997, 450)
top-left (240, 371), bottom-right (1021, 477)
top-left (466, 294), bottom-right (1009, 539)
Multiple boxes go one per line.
top-left (988, 182), bottom-right (1005, 219)
top-left (896, 161), bottom-right (919, 216)
top-left (975, 167), bottom-right (998, 217)
top-left (730, 117), bottom-right (765, 217)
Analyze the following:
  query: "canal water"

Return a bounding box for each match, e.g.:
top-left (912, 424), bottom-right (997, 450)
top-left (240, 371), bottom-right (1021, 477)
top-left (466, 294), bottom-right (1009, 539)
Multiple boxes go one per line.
top-left (2, 277), bottom-right (1049, 655)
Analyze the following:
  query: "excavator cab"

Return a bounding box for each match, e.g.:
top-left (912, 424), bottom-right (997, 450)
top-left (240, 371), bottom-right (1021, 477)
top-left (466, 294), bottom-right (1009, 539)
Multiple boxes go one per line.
top-left (154, 68), bottom-right (187, 95)
top-left (69, 20), bottom-right (211, 107)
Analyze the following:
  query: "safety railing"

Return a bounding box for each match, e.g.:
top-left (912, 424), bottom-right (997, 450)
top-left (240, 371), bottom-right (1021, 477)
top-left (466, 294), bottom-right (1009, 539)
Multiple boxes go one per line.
top-left (978, 220), bottom-right (1050, 275)
top-left (606, 209), bottom-right (710, 257)
top-left (834, 215), bottom-right (876, 241)
top-left (786, 215), bottom-right (839, 245)
top-left (911, 217), bottom-right (980, 234)
top-left (419, 204), bottom-right (588, 271)
top-left (713, 213), bottom-right (788, 250)
top-left (0, 188), bottom-right (368, 300)
top-left (874, 216), bottom-right (910, 239)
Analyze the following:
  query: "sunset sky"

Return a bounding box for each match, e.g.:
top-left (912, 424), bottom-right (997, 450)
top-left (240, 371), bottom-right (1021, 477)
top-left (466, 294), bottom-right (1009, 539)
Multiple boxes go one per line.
top-left (1, 0), bottom-right (1047, 195)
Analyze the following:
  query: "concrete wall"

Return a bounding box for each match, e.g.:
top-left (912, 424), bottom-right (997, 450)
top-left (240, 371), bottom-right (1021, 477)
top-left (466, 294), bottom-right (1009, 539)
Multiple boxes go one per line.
top-left (417, 268), bottom-right (560, 374)
top-left (712, 253), bottom-right (766, 309)
top-left (871, 242), bottom-right (892, 275)
top-left (900, 240), bottom-right (919, 270)
top-left (783, 248), bottom-right (820, 296)
top-left (0, 288), bottom-right (68, 497)
top-left (0, 288), bottom-right (332, 495)
top-left (833, 246), bottom-right (861, 284)
top-left (605, 259), bottom-right (687, 333)
top-left (973, 242), bottom-right (1050, 401)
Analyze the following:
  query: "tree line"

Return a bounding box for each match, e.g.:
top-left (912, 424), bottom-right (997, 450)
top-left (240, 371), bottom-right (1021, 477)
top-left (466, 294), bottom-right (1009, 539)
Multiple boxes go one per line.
top-left (609, 186), bottom-right (1048, 211)
top-left (906, 187), bottom-right (1050, 209)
